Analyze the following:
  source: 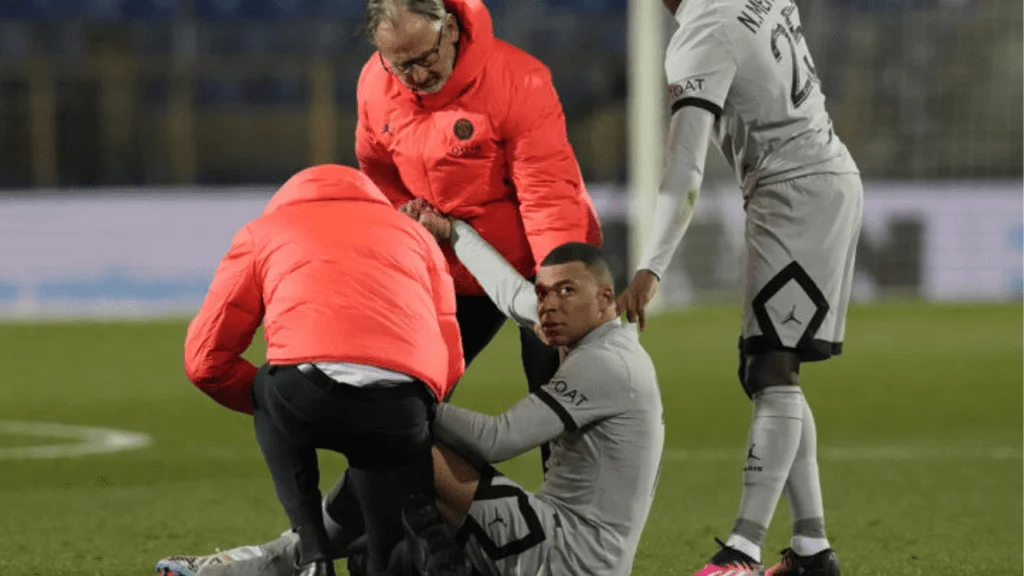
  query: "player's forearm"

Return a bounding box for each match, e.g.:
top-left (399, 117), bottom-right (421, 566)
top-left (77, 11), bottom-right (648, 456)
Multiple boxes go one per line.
top-left (636, 107), bottom-right (714, 279)
top-left (432, 397), bottom-right (563, 463)
top-left (450, 220), bottom-right (539, 326)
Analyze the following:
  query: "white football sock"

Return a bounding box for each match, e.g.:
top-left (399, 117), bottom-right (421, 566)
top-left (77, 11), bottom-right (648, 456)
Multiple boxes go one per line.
top-left (790, 535), bottom-right (831, 557)
top-left (725, 534), bottom-right (762, 564)
top-left (730, 387), bottom-right (804, 559)
top-left (784, 395), bottom-right (831, 557)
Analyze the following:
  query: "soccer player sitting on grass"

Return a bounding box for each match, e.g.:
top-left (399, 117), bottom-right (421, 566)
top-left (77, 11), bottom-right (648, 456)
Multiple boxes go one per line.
top-left (155, 207), bottom-right (665, 576)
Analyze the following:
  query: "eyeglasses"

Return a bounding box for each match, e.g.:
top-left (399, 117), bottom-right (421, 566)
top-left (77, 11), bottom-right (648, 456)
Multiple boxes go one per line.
top-left (379, 18), bottom-right (446, 76)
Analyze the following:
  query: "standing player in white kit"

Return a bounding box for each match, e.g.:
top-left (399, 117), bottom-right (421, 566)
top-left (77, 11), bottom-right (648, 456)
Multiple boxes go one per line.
top-left (617, 1), bottom-right (863, 575)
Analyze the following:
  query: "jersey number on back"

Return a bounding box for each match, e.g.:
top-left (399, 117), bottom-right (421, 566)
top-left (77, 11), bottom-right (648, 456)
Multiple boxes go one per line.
top-left (770, 1), bottom-right (818, 108)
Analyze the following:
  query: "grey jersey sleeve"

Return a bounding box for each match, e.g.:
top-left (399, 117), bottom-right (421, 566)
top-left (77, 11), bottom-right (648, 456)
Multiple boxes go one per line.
top-left (533, 346), bottom-right (629, 432)
top-left (450, 220), bottom-right (538, 327)
top-left (636, 105), bottom-right (715, 278)
top-left (665, 15), bottom-right (737, 116)
top-left (432, 396), bottom-right (565, 464)
top-left (431, 345), bottom-right (629, 463)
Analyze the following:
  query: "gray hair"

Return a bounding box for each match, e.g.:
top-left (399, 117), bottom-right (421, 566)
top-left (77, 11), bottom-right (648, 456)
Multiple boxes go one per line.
top-left (365, 0), bottom-right (447, 42)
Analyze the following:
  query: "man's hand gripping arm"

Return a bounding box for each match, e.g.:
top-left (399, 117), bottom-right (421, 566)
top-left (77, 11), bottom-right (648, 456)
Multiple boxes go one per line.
top-left (416, 210), bottom-right (539, 327)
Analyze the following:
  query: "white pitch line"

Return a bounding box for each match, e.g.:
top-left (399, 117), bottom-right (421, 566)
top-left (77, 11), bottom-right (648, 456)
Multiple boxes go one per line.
top-left (662, 445), bottom-right (1021, 463)
top-left (0, 420), bottom-right (151, 461)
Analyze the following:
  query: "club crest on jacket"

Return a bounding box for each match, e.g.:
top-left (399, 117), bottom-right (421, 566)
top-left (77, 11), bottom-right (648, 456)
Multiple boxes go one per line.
top-left (453, 118), bottom-right (474, 141)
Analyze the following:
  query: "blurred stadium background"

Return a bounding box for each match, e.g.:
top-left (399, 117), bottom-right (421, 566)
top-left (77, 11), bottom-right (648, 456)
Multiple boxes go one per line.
top-left (0, 2), bottom-right (1020, 576)
top-left (0, 0), bottom-right (1020, 314)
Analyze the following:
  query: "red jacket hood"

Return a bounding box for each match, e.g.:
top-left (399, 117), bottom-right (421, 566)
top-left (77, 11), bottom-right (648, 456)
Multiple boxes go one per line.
top-left (263, 164), bottom-right (390, 215)
top-left (398, 0), bottom-right (495, 110)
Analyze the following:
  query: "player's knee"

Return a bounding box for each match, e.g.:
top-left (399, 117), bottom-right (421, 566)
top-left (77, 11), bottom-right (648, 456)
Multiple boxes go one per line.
top-left (741, 351), bottom-right (801, 398)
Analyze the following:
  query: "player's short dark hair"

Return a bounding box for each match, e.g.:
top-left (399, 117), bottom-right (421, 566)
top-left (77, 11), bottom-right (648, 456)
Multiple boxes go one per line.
top-left (365, 0), bottom-right (446, 41)
top-left (540, 242), bottom-right (614, 287)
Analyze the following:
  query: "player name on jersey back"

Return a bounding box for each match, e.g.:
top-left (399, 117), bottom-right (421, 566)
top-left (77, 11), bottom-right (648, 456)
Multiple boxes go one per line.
top-left (665, 0), bottom-right (859, 194)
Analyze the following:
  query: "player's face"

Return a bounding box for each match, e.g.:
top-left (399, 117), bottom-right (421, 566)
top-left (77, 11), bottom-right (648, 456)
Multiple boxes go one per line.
top-left (535, 262), bottom-right (615, 347)
top-left (662, 0), bottom-right (682, 14)
top-left (375, 12), bottom-right (459, 94)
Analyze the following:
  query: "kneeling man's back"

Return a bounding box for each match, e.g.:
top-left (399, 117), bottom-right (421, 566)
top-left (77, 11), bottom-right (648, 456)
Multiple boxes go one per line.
top-left (184, 164), bottom-right (464, 413)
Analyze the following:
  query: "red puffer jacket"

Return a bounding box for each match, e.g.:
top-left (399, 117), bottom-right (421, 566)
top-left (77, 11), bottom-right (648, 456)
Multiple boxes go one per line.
top-left (184, 164), bottom-right (465, 414)
top-left (356, 0), bottom-right (603, 296)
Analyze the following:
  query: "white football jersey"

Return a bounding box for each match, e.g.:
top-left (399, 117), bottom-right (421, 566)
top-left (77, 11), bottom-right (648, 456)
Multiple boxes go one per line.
top-left (665, 0), bottom-right (859, 194)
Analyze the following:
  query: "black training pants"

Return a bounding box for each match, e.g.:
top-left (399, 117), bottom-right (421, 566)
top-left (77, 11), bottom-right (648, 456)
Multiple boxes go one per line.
top-left (252, 363), bottom-right (435, 575)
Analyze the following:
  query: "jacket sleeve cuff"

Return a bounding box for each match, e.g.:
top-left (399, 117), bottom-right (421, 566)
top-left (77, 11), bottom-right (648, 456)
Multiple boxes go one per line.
top-left (195, 361), bottom-right (258, 415)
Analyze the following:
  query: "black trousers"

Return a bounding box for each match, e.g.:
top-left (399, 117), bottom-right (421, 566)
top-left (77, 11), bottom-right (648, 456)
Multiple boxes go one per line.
top-left (252, 363), bottom-right (435, 574)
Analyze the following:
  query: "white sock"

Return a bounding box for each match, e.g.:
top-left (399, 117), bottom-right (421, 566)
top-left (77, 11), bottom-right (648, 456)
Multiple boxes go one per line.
top-left (725, 534), bottom-right (762, 564)
top-left (790, 535), bottom-right (831, 557)
top-left (784, 396), bottom-right (831, 556)
top-left (730, 388), bottom-right (804, 557)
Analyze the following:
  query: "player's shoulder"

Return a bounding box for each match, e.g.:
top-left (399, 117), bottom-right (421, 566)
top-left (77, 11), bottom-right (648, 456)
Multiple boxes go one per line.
top-left (559, 327), bottom-right (659, 414)
top-left (669, 0), bottom-right (750, 53)
top-left (563, 340), bottom-right (627, 382)
top-left (671, 0), bottom-right (728, 38)
top-left (565, 322), bottom-right (651, 382)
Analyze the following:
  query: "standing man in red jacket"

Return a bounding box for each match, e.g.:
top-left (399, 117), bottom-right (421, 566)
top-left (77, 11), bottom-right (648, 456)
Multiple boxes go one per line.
top-left (178, 164), bottom-right (468, 576)
top-left (356, 0), bottom-right (603, 419)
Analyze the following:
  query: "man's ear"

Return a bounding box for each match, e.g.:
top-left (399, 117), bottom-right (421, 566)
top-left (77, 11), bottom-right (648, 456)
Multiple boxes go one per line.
top-left (446, 14), bottom-right (459, 43)
top-left (599, 283), bottom-right (616, 309)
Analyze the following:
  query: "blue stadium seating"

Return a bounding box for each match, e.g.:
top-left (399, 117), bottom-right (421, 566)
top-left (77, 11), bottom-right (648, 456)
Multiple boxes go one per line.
top-left (76, 0), bottom-right (125, 19)
top-left (333, 60), bottom-right (368, 104)
top-left (196, 77), bottom-right (244, 106)
top-left (480, 0), bottom-right (505, 16)
top-left (195, 0), bottom-right (314, 20)
top-left (195, 74), bottom-right (306, 107)
top-left (120, 0), bottom-right (180, 20)
top-left (0, 0), bottom-right (179, 20)
top-left (541, 0), bottom-right (625, 14)
top-left (247, 74), bottom-right (306, 105)
top-left (0, 23), bottom-right (31, 60)
top-left (0, 0), bottom-right (64, 20)
top-left (142, 77), bottom-right (170, 106)
top-left (321, 0), bottom-right (363, 18)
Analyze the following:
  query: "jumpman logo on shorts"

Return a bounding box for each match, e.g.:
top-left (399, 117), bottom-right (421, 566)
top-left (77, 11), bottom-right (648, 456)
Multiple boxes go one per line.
top-left (488, 516), bottom-right (507, 528)
top-left (781, 305), bottom-right (803, 326)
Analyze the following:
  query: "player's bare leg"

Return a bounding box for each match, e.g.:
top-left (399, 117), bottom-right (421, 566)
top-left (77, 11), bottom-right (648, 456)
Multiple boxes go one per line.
top-left (430, 444), bottom-right (482, 528)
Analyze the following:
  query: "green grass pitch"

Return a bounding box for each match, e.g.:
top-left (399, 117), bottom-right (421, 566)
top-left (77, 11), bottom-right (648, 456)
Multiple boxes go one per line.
top-left (0, 302), bottom-right (1019, 576)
